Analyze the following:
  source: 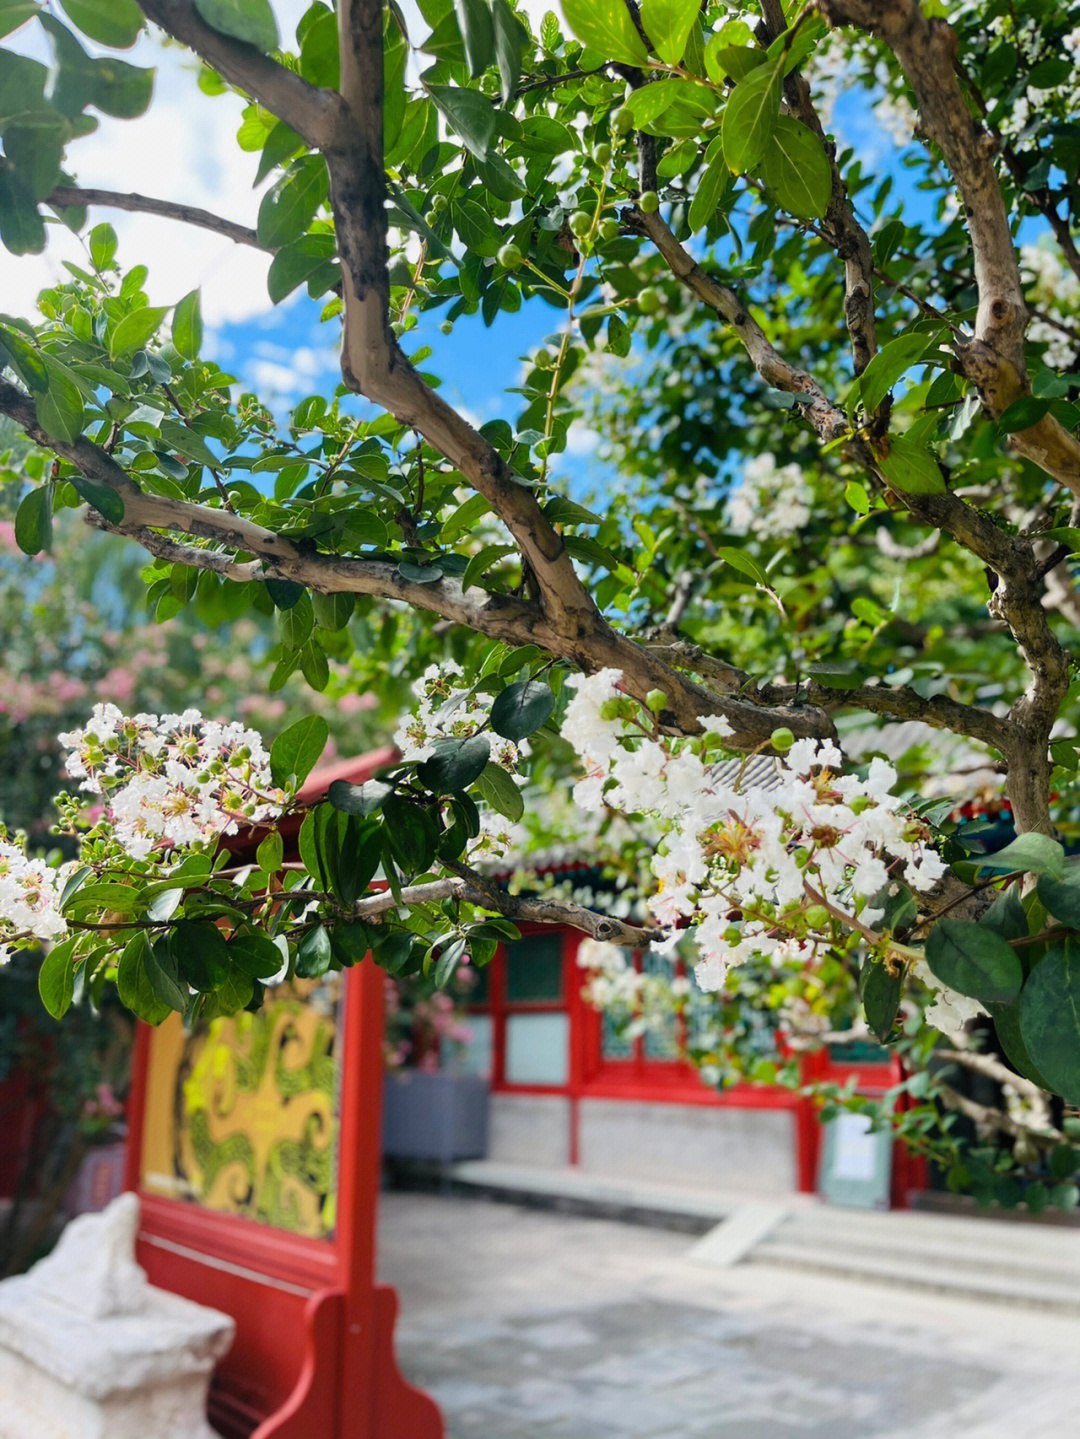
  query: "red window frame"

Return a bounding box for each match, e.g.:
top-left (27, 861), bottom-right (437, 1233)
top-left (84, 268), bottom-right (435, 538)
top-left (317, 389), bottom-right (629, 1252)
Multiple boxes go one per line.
top-left (465, 925), bottom-right (571, 1095)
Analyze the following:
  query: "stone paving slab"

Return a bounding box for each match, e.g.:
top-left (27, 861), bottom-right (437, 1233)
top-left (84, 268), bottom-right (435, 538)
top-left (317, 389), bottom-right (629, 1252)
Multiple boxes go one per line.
top-left (378, 1190), bottom-right (1080, 1439)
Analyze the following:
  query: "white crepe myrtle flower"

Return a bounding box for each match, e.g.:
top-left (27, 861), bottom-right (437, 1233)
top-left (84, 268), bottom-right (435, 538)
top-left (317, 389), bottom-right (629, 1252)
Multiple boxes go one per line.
top-left (394, 662), bottom-right (528, 775)
top-left (57, 706), bottom-right (283, 861)
top-left (909, 957), bottom-right (987, 1037)
top-left (725, 454), bottom-right (812, 538)
top-left (0, 836), bottom-right (71, 962)
top-left (557, 673), bottom-right (947, 994)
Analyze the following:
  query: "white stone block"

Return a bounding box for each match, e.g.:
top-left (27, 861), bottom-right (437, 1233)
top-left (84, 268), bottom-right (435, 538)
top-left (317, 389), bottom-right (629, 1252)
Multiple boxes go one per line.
top-left (0, 1192), bottom-right (234, 1439)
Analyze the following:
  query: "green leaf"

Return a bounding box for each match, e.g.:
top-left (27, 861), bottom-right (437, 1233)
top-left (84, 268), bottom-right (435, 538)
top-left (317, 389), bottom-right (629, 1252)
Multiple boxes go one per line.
top-left (491, 0), bottom-right (527, 101)
top-left (924, 919), bottom-right (1023, 1005)
top-left (758, 115), bottom-right (831, 220)
top-left (861, 956), bottom-right (902, 1043)
top-left (256, 156), bottom-right (327, 249)
top-left (229, 929), bottom-right (286, 979)
top-left (57, 0), bottom-right (143, 48)
top-left (265, 577), bottom-right (306, 609)
top-left (38, 939), bottom-right (77, 1019)
top-left (109, 304), bottom-right (168, 358)
top-left (300, 637), bottom-right (329, 691)
top-left (312, 591), bottom-right (354, 631)
top-left (434, 935), bottom-right (467, 987)
top-left (267, 233), bottom-right (338, 304)
top-left (845, 481), bottom-right (870, 514)
top-left (193, 0), bottom-right (278, 52)
top-left (1036, 872), bottom-right (1080, 928)
top-left (256, 829), bottom-right (284, 874)
top-left (36, 354), bottom-right (84, 444)
top-left (998, 396), bottom-right (1052, 433)
top-left (417, 734), bottom-right (492, 793)
top-left (473, 760), bottom-right (524, 822)
top-left (146, 886), bottom-right (183, 922)
top-left (143, 938), bottom-right (187, 1013)
top-left (427, 84), bottom-right (497, 161)
top-left (278, 591), bottom-right (314, 649)
top-left (721, 59), bottom-right (781, 174)
top-left (987, 999), bottom-right (1054, 1092)
top-left (1020, 939), bottom-right (1080, 1104)
top-left (89, 221), bottom-right (118, 270)
top-left (15, 485), bottom-right (51, 556)
top-left (977, 833), bottom-right (1064, 880)
top-left (68, 475), bottom-right (124, 524)
top-left (117, 932), bottom-right (172, 1023)
top-left (172, 289), bottom-right (203, 360)
top-left (0, 0), bottom-right (41, 41)
top-left (559, 0), bottom-right (648, 65)
top-left (331, 919), bottom-right (379, 969)
top-left (622, 78), bottom-right (683, 128)
top-left (0, 324), bottom-right (48, 390)
top-left (270, 714), bottom-right (329, 789)
top-left (296, 924), bottom-right (333, 978)
top-left (157, 418), bottom-right (220, 469)
top-left (215, 967), bottom-right (255, 1015)
top-left (607, 313), bottom-right (630, 358)
top-left (688, 149), bottom-right (728, 233)
top-left (715, 545), bottom-right (769, 586)
top-left (854, 332), bottom-right (937, 416)
top-left (382, 795), bottom-right (438, 875)
top-left (641, 0), bottom-right (700, 65)
top-left (327, 779), bottom-right (393, 816)
top-left (490, 678), bottom-right (555, 741)
top-left (878, 434), bottom-right (946, 495)
top-left (979, 890), bottom-right (1029, 942)
top-left (169, 920), bottom-right (230, 992)
top-left (453, 0), bottom-right (493, 77)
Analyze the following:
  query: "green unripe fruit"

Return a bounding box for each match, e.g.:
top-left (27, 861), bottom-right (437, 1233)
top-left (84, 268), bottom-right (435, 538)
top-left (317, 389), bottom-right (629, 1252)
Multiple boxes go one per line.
top-left (612, 106), bottom-right (634, 135)
top-left (429, 194), bottom-right (448, 214)
top-left (599, 218), bottom-right (621, 242)
top-left (771, 726), bottom-right (795, 753)
top-left (645, 688), bottom-right (668, 714)
top-left (569, 209), bottom-right (592, 238)
top-left (639, 190), bottom-right (659, 214)
top-left (723, 925), bottom-right (743, 946)
top-left (637, 286), bottom-right (662, 315)
top-left (804, 904), bottom-right (831, 930)
top-left (498, 242), bottom-right (524, 270)
top-left (593, 142), bottom-right (612, 166)
top-left (440, 320), bottom-right (453, 335)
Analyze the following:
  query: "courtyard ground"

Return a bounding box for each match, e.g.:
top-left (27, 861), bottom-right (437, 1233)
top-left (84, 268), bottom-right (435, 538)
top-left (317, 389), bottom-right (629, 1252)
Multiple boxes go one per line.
top-left (377, 1189), bottom-right (1080, 1439)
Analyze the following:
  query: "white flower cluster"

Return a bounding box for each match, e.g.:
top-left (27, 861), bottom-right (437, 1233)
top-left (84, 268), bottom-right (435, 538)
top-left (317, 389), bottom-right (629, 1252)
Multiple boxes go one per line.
top-left (577, 938), bottom-right (689, 1040)
top-left (560, 670), bottom-right (947, 993)
top-left (1020, 241), bottom-right (1080, 372)
top-left (57, 704), bottom-right (283, 861)
top-left (908, 957), bottom-right (986, 1037)
top-left (0, 837), bottom-right (71, 962)
top-left (724, 454), bottom-right (812, 538)
top-left (394, 662), bottom-right (528, 774)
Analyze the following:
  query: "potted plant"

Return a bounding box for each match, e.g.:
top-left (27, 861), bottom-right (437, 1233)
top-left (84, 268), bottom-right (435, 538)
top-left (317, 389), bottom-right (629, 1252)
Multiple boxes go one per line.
top-left (382, 967), bottom-right (488, 1164)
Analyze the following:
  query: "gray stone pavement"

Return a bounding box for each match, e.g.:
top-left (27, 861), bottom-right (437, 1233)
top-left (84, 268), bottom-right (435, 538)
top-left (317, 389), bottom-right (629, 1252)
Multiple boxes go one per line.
top-left (377, 1190), bottom-right (1080, 1439)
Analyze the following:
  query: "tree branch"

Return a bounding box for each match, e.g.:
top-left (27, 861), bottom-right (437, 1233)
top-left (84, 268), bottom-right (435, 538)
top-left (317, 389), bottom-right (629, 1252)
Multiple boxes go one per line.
top-left (326, 0), bottom-right (601, 641)
top-left (758, 0), bottom-right (878, 378)
top-left (135, 0), bottom-right (345, 151)
top-left (0, 379), bottom-right (837, 751)
top-left (821, 0), bottom-right (1080, 494)
top-left (46, 187), bottom-right (263, 248)
top-left (441, 861), bottom-right (656, 945)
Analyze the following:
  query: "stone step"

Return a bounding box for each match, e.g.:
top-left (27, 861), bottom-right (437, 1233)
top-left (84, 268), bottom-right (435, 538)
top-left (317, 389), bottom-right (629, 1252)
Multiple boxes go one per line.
top-left (758, 1214), bottom-right (1080, 1283)
top-left (746, 1237), bottom-right (1080, 1314)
